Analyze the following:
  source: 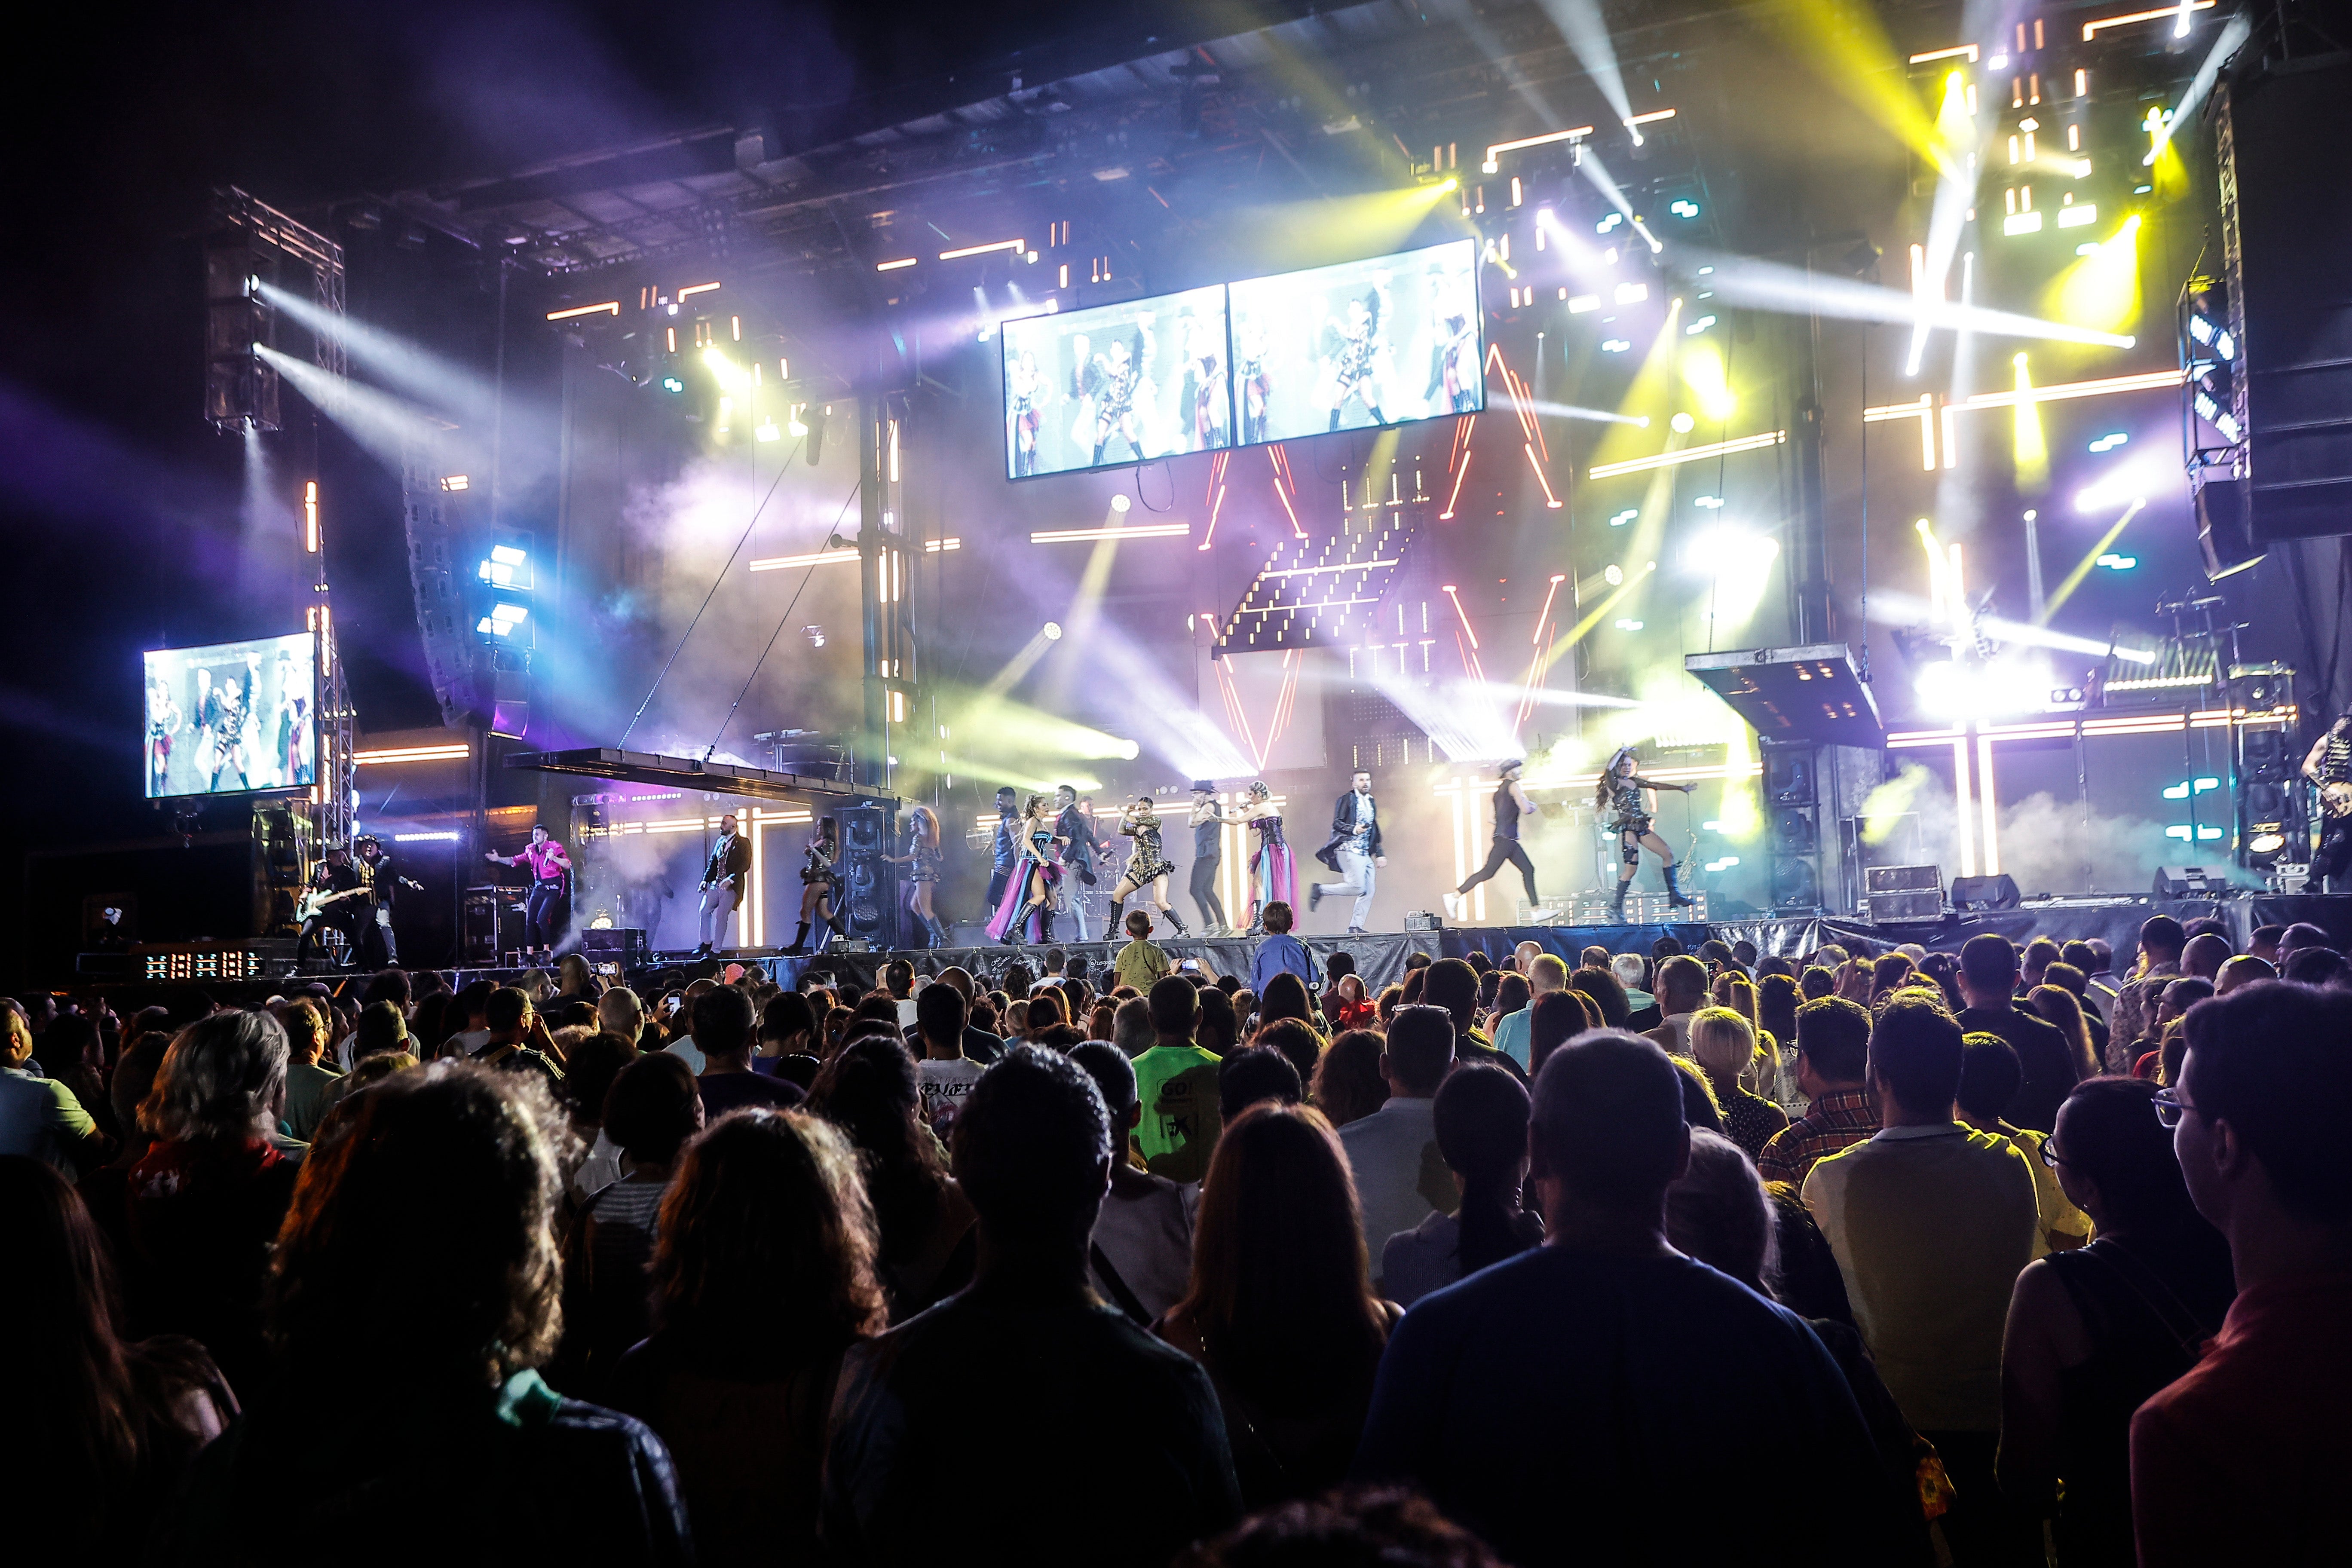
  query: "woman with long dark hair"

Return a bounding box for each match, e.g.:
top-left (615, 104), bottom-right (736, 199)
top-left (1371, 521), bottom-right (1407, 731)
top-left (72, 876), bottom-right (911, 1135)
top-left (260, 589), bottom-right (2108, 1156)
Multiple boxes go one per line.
top-left (0, 1157), bottom-right (236, 1562)
top-left (1999, 1078), bottom-right (2236, 1565)
top-left (1308, 1029), bottom-right (1388, 1127)
top-left (807, 1037), bottom-right (976, 1318)
top-left (1568, 965), bottom-right (1630, 1030)
top-left (1527, 990), bottom-right (1592, 1079)
top-left (2028, 983), bottom-right (2101, 1086)
top-left (1378, 1065), bottom-right (1544, 1308)
top-left (607, 1109), bottom-right (889, 1565)
top-left (1156, 1102), bottom-right (1398, 1508)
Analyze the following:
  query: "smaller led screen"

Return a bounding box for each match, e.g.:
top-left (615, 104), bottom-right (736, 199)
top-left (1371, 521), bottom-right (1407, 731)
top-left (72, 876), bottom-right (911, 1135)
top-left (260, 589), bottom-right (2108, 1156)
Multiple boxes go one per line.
top-left (143, 632), bottom-right (317, 798)
top-left (1000, 285), bottom-right (1233, 478)
top-left (1226, 239), bottom-right (1484, 443)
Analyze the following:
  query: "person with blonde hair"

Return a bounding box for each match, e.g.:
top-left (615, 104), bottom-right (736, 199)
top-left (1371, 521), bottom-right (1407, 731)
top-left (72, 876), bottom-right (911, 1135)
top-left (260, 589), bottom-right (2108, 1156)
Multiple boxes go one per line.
top-left (1688, 1007), bottom-right (1789, 1161)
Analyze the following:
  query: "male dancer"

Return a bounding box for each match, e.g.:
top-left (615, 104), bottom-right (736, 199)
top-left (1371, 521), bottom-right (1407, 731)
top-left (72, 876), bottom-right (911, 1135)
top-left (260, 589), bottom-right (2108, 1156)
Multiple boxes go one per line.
top-left (486, 824), bottom-right (573, 961)
top-left (352, 835), bottom-right (421, 966)
top-left (985, 787), bottom-right (1020, 920)
top-left (1053, 784), bottom-right (1101, 941)
top-left (2304, 709), bottom-right (2352, 890)
top-left (696, 811), bottom-right (752, 956)
top-left (1310, 768), bottom-right (1385, 935)
top-left (1447, 759), bottom-right (1538, 919)
top-left (1187, 780), bottom-right (1235, 935)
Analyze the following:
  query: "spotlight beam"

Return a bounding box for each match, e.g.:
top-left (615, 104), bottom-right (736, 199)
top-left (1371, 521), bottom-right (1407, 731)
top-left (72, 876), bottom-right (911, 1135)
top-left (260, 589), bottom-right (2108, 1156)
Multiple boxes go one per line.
top-left (2040, 499), bottom-right (2145, 623)
top-left (1676, 249), bottom-right (2135, 348)
top-left (258, 346), bottom-right (461, 470)
top-left (1521, 398), bottom-right (1650, 426)
top-left (2147, 12), bottom-right (2251, 165)
top-left (256, 282), bottom-right (503, 424)
top-left (1535, 0), bottom-right (1635, 134)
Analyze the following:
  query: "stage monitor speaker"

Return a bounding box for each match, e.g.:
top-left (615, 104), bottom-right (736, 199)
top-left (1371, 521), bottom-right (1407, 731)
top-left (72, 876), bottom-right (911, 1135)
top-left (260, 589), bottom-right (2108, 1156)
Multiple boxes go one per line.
top-left (1949, 873), bottom-right (2021, 911)
top-left (581, 927), bottom-right (649, 968)
top-left (2153, 865), bottom-right (2225, 899)
top-left (2221, 52), bottom-right (2352, 543)
top-left (2195, 478), bottom-right (2264, 580)
top-left (1865, 864), bottom-right (1942, 894)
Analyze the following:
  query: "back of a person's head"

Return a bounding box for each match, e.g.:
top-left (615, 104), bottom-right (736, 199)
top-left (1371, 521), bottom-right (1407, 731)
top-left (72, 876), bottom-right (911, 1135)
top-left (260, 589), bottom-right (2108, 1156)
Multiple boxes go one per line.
top-left (276, 998), bottom-right (325, 1057)
top-left (1956, 1034), bottom-right (2024, 1121)
top-left (1510, 954), bottom-right (1559, 997)
top-left (143, 1010), bottom-right (289, 1142)
top-left (1665, 1129), bottom-right (1774, 1292)
top-left (1110, 997), bottom-right (1155, 1055)
top-left (1432, 1063), bottom-right (1530, 1190)
top-left (1528, 991), bottom-right (1587, 1076)
top-left (270, 1063), bottom-right (565, 1390)
top-left (1383, 1004), bottom-right (1456, 1094)
top-left (1656, 954), bottom-right (1708, 1007)
top-left (1148, 974), bottom-right (1200, 1039)
top-left (2182, 932), bottom-right (2233, 978)
top-left (1220, 1044), bottom-right (1305, 1120)
top-left (953, 1045), bottom-right (1111, 1252)
top-left (915, 980), bottom-right (968, 1047)
top-left (690, 986), bottom-right (756, 1058)
top-left (360, 968), bottom-right (413, 1011)
top-left (2060, 1076), bottom-right (2206, 1230)
top-left (1421, 959), bottom-right (1479, 1028)
top-left (809, 1036), bottom-right (924, 1160)
top-left (603, 1051), bottom-right (702, 1165)
top-left (2, 1151), bottom-right (137, 1470)
top-left (1960, 932), bottom-right (2018, 992)
top-left (1870, 952), bottom-right (1916, 996)
top-left (2179, 981), bottom-right (2352, 1222)
top-left (1327, 951), bottom-right (1356, 980)
top-left (760, 990), bottom-right (814, 1042)
top-left (1309, 1029), bottom-right (1389, 1127)
top-left (352, 1000), bottom-right (407, 1061)
top-left (1651, 935), bottom-right (1684, 959)
top-left (1687, 1007), bottom-right (1758, 1081)
top-left (1531, 1031), bottom-right (1687, 1211)
top-left (563, 1032), bottom-right (639, 1124)
top-left (1493, 974), bottom-right (1531, 1019)
top-left (1257, 900), bottom-right (1292, 934)
top-left (110, 1032), bottom-right (172, 1136)
top-left (1252, 1017), bottom-right (1322, 1090)
top-left (1568, 966), bottom-right (1629, 1028)
top-left (1794, 995), bottom-right (1871, 1084)
top-left (1610, 952), bottom-right (1647, 990)
top-left (1800, 965), bottom-right (1836, 999)
top-left (1183, 1101), bottom-right (1382, 1408)
top-left (1191, 1486), bottom-right (1507, 1568)
top-left (2140, 914), bottom-right (2187, 960)
top-left (2281, 946), bottom-right (2352, 988)
top-left (484, 986), bottom-right (529, 1035)
top-left (2022, 937), bottom-right (2061, 974)
top-left (1868, 995), bottom-right (1965, 1117)
top-left (652, 1106), bottom-right (887, 1344)
top-left (854, 993), bottom-right (902, 1028)
top-left (1070, 1039), bottom-right (1139, 1119)
top-left (885, 959), bottom-right (914, 996)
top-left (1260, 971), bottom-right (1314, 1026)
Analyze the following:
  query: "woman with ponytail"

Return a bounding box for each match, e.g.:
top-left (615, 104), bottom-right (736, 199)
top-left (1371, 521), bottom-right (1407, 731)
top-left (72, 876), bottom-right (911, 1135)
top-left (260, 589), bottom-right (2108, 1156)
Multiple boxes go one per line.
top-left (1379, 1064), bottom-right (1545, 1308)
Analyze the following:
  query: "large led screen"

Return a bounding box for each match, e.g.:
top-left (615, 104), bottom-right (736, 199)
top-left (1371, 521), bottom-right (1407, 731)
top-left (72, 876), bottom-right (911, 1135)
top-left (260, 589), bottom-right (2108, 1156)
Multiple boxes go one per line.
top-left (1000, 285), bottom-right (1233, 478)
top-left (1227, 239), bottom-right (1484, 442)
top-left (144, 632), bottom-right (317, 798)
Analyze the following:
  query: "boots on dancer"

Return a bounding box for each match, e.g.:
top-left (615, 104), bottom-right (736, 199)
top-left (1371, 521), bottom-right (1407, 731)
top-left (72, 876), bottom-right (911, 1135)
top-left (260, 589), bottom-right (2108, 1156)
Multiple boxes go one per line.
top-left (1663, 862), bottom-right (1696, 909)
top-left (784, 921), bottom-right (811, 955)
top-left (1164, 905), bottom-right (1189, 937)
top-left (1106, 900), bottom-right (1125, 939)
top-left (1610, 878), bottom-right (1632, 925)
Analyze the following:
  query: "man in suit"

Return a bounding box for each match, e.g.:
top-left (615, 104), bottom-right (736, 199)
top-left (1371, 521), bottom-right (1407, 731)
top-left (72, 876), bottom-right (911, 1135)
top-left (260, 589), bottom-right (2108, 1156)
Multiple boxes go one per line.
top-left (1054, 785), bottom-right (1102, 940)
top-left (1309, 768), bottom-right (1386, 934)
top-left (695, 811), bottom-right (753, 956)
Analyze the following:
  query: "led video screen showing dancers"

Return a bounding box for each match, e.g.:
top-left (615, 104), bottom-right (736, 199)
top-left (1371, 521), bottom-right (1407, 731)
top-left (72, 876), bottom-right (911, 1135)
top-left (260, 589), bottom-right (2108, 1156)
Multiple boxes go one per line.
top-left (1227, 238), bottom-right (1484, 443)
top-left (143, 632), bottom-right (317, 799)
top-left (999, 285), bottom-right (1234, 479)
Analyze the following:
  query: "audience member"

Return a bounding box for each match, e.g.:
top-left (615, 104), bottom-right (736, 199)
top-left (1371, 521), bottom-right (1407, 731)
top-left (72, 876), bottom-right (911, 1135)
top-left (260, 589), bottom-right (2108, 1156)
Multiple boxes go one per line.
top-left (1160, 1101), bottom-right (1398, 1507)
top-left (1222, 1042), bottom-right (1306, 1121)
top-left (273, 1000), bottom-right (340, 1143)
top-left (1489, 955), bottom-right (1560, 1069)
top-left (807, 1038), bottom-right (975, 1319)
top-left (1525, 989), bottom-right (1589, 1079)
top-left (2108, 916), bottom-right (2186, 1060)
top-left (1249, 901), bottom-right (1319, 993)
top-left (563, 1051), bottom-right (704, 1395)
top-left (1802, 997), bottom-right (2040, 1563)
top-left (476, 986), bottom-right (564, 1085)
top-left (1070, 1041), bottom-right (1194, 1324)
top-left (598, 986), bottom-right (649, 1050)
top-left (1354, 1031), bottom-right (1905, 1565)
top-left (560, 1029), bottom-right (639, 1199)
top-left (1998, 1078), bottom-right (2234, 1566)
top-left (2025, 981), bottom-right (2099, 1087)
top-left (1612, 952), bottom-right (1659, 1028)
top-left (1309, 1028), bottom-right (1389, 1128)
top-left (1640, 955), bottom-right (1710, 1056)
top-left (0, 995), bottom-right (104, 1178)
top-left (824, 1046), bottom-right (1241, 1564)
top-left (1571, 962), bottom-right (1633, 1032)
top-left (1195, 984), bottom-right (1242, 1059)
top-left (1336, 1004), bottom-right (1455, 1262)
top-left (1114, 908), bottom-right (1173, 992)
top-left (2180, 931), bottom-right (2230, 983)
top-left (2130, 982), bottom-right (2352, 1566)
top-left (1955, 1035), bottom-right (2089, 1254)
top-left (1755, 997), bottom-right (1877, 1185)
top-left (691, 987), bottom-right (803, 1117)
top-left (1688, 1007), bottom-right (1788, 1161)
top-left (2272, 922), bottom-right (2330, 963)
top-left (1189, 1487), bottom-right (1507, 1568)
top-left (1419, 958), bottom-right (1528, 1083)
top-left (1131, 977), bottom-right (1225, 1183)
top-left (1955, 934), bottom-right (2075, 1132)
top-left (912, 980), bottom-right (984, 1140)
top-left (2213, 953), bottom-right (2274, 995)
top-left (2279, 945), bottom-right (2352, 988)
top-left (1380, 1064), bottom-right (1543, 1307)
top-left (156, 1064), bottom-right (692, 1564)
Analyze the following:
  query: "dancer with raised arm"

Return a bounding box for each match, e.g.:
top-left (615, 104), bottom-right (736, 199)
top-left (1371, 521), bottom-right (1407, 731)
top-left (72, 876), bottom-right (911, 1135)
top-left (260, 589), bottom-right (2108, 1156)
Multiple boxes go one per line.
top-left (485, 824), bottom-right (573, 961)
top-left (986, 793), bottom-right (1062, 946)
top-left (886, 804), bottom-right (949, 949)
top-left (1596, 744), bottom-right (1696, 923)
top-left (783, 818), bottom-right (846, 955)
top-left (1186, 781), bottom-right (1237, 936)
top-left (1448, 760), bottom-right (1537, 922)
top-left (1107, 794), bottom-right (1188, 937)
top-left (1240, 781), bottom-right (1296, 935)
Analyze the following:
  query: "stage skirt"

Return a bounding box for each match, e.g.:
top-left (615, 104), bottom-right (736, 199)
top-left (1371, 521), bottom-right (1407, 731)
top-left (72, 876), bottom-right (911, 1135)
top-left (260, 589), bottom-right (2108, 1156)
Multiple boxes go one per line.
top-left (986, 855), bottom-right (1061, 943)
top-left (1252, 842), bottom-right (1298, 910)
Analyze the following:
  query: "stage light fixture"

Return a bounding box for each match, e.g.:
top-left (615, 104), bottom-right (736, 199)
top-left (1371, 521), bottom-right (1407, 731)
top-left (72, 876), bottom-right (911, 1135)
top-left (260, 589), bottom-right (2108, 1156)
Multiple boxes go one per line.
top-left (1601, 339), bottom-right (1632, 353)
top-left (1042, 622), bottom-right (1064, 640)
top-left (1669, 199), bottom-right (1701, 218)
top-left (1695, 496), bottom-right (1724, 508)
top-left (2096, 553), bottom-right (2138, 570)
top-left (440, 475), bottom-right (469, 491)
top-left (660, 376), bottom-right (685, 394)
top-left (1608, 508), bottom-right (1638, 526)
top-left (2089, 432), bottom-right (2129, 452)
top-left (1603, 564), bottom-right (1624, 585)
top-left (1614, 282), bottom-right (1648, 304)
top-left (1685, 315), bottom-right (1718, 334)
top-left (1670, 413), bottom-right (1696, 433)
top-left (1614, 619), bottom-right (1644, 631)
top-left (1111, 493), bottom-right (1131, 513)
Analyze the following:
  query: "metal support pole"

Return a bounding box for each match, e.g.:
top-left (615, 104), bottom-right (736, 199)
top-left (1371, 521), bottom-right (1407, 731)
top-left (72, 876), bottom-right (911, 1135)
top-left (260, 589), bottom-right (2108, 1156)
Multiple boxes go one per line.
top-left (858, 390), bottom-right (887, 790)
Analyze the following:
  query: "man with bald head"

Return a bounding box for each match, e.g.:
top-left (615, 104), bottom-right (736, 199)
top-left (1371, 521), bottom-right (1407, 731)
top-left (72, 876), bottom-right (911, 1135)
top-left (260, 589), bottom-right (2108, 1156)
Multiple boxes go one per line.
top-left (2182, 932), bottom-right (2232, 982)
top-left (2214, 955), bottom-right (2275, 995)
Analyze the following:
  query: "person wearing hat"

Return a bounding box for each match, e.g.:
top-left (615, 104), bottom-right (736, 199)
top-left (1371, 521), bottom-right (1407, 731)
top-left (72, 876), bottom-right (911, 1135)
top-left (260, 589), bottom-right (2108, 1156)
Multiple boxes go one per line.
top-left (984, 786), bottom-right (1021, 923)
top-left (1448, 760), bottom-right (1539, 922)
top-left (1186, 781), bottom-right (1239, 936)
top-left (353, 834), bottom-right (422, 966)
top-left (1595, 744), bottom-right (1695, 923)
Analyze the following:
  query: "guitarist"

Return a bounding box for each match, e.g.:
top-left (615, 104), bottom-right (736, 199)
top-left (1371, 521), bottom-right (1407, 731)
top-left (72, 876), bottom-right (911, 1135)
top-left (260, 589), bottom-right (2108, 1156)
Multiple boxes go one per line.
top-left (296, 848), bottom-right (368, 967)
top-left (2304, 710), bottom-right (2352, 889)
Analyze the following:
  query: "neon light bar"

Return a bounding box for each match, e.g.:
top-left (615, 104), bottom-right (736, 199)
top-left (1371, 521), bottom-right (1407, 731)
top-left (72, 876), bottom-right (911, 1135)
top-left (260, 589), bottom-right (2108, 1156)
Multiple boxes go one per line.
top-left (1954, 368), bottom-right (2183, 411)
top-left (354, 744), bottom-right (472, 764)
top-left (1482, 126), bottom-right (1598, 168)
top-left (1256, 557), bottom-right (1404, 579)
top-left (924, 538), bottom-right (961, 552)
top-left (1029, 523), bottom-right (1191, 543)
top-left (545, 301), bottom-right (619, 320)
top-left (747, 551), bottom-right (860, 573)
top-left (676, 282), bottom-right (721, 297)
top-left (2083, 1), bottom-right (2212, 39)
top-left (1588, 429), bottom-right (1787, 480)
top-left (1908, 44), bottom-right (1981, 63)
top-left (391, 830), bottom-right (463, 842)
top-left (1626, 109), bottom-right (1677, 126)
top-left (875, 257), bottom-right (918, 272)
top-left (939, 239), bottom-right (1026, 260)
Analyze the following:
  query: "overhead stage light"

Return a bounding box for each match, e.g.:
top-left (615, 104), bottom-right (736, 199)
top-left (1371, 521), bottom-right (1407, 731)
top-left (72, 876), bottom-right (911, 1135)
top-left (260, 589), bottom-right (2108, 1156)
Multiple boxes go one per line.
top-left (1670, 413), bottom-right (1696, 433)
top-left (1042, 622), bottom-right (1064, 640)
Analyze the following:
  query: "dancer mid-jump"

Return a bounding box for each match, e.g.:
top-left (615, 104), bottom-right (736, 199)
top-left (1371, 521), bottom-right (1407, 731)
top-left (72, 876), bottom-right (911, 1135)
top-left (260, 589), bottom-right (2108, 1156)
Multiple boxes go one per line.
top-left (1449, 759), bottom-right (1538, 919)
top-left (1598, 745), bottom-right (1696, 922)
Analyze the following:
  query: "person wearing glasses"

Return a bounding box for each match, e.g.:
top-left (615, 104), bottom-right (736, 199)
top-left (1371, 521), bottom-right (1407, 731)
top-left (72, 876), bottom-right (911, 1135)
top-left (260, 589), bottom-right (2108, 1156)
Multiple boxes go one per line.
top-left (1997, 1077), bottom-right (2236, 1567)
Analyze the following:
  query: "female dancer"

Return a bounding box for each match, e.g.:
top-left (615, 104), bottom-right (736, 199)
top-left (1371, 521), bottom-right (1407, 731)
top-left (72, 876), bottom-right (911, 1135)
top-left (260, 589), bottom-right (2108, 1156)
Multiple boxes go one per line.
top-left (1242, 781), bottom-right (1297, 934)
top-left (785, 817), bottom-right (846, 954)
top-left (986, 794), bottom-right (1062, 946)
top-left (886, 804), bottom-right (948, 949)
top-left (1108, 794), bottom-right (1189, 937)
top-left (1596, 745), bottom-right (1695, 922)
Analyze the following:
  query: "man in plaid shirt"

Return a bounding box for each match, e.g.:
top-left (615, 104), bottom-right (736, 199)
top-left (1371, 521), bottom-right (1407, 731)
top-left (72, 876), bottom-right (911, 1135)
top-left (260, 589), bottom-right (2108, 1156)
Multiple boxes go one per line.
top-left (1756, 996), bottom-right (1878, 1184)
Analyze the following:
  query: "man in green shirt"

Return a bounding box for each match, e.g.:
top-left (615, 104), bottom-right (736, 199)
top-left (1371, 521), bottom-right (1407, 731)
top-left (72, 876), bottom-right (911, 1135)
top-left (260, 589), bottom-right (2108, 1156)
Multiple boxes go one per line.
top-left (1128, 976), bottom-right (1222, 1183)
top-left (1113, 909), bottom-right (1173, 994)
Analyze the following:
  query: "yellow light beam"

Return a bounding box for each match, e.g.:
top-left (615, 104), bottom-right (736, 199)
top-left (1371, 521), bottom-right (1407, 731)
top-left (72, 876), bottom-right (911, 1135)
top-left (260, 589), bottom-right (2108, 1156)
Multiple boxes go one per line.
top-left (1757, 0), bottom-right (1951, 172)
top-left (2040, 498), bottom-right (2144, 623)
top-left (1588, 429), bottom-right (1787, 480)
top-left (1543, 561), bottom-right (1657, 664)
top-left (2012, 352), bottom-right (2049, 494)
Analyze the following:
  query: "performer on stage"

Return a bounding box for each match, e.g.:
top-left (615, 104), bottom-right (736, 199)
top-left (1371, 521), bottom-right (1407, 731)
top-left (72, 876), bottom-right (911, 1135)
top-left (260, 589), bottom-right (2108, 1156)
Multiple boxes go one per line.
top-left (1187, 781), bottom-right (1236, 935)
top-left (1108, 794), bottom-right (1188, 937)
top-left (1596, 745), bottom-right (1696, 922)
top-left (1007, 348), bottom-right (1043, 478)
top-left (1310, 767), bottom-right (1385, 935)
top-left (1320, 290), bottom-right (1390, 432)
top-left (1236, 321), bottom-right (1271, 447)
top-left (352, 835), bottom-right (420, 967)
top-left (1241, 781), bottom-right (1296, 935)
top-left (296, 848), bottom-right (368, 967)
top-left (1449, 760), bottom-right (1540, 919)
top-left (886, 804), bottom-right (949, 949)
top-left (1053, 785), bottom-right (1102, 941)
top-left (2304, 710), bottom-right (2352, 890)
top-left (146, 672), bottom-right (181, 796)
top-left (985, 786), bottom-right (1020, 921)
top-left (487, 825), bottom-right (573, 960)
top-left (695, 811), bottom-right (753, 956)
top-left (987, 794), bottom-right (1062, 946)
top-left (785, 818), bottom-right (847, 955)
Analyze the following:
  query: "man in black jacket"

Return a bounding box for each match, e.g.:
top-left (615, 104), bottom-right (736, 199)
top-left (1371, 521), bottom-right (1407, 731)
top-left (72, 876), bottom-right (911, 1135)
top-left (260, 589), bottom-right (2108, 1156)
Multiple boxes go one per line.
top-left (695, 811), bottom-right (752, 956)
top-left (1309, 768), bottom-right (1385, 934)
top-left (1053, 785), bottom-right (1101, 941)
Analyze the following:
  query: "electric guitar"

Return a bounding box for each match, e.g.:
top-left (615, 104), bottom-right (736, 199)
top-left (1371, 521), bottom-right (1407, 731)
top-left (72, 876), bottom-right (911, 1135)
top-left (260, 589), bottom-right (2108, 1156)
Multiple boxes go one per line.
top-left (2322, 781), bottom-right (2352, 819)
top-left (296, 886), bottom-right (371, 923)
